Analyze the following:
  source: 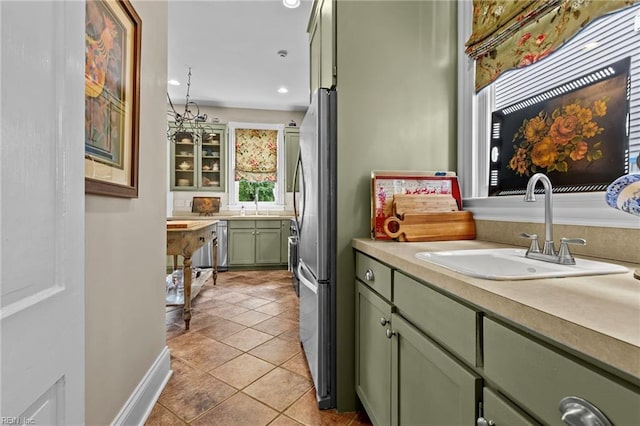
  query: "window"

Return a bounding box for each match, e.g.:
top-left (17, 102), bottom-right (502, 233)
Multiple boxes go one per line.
top-left (458, 2), bottom-right (640, 229)
top-left (227, 122), bottom-right (285, 209)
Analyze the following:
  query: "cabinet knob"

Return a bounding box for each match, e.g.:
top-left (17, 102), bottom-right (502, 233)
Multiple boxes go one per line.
top-left (379, 317), bottom-right (388, 326)
top-left (385, 329), bottom-right (395, 339)
top-left (558, 396), bottom-right (611, 426)
top-left (476, 417), bottom-right (494, 426)
top-left (364, 269), bottom-right (375, 281)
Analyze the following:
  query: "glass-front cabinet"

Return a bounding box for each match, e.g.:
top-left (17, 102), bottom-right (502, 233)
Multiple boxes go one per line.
top-left (169, 122), bottom-right (226, 191)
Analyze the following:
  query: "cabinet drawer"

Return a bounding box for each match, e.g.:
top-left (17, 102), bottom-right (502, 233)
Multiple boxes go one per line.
top-left (355, 252), bottom-right (392, 301)
top-left (256, 219), bottom-right (281, 229)
top-left (394, 272), bottom-right (478, 367)
top-left (229, 220), bottom-right (255, 229)
top-left (484, 318), bottom-right (640, 426)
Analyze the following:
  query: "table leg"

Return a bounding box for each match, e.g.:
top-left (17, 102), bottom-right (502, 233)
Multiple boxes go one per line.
top-left (212, 237), bottom-right (218, 285)
top-left (182, 256), bottom-right (192, 330)
top-left (173, 255), bottom-right (178, 271)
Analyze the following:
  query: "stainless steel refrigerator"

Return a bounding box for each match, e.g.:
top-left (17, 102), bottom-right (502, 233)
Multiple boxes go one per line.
top-left (294, 88), bottom-right (337, 409)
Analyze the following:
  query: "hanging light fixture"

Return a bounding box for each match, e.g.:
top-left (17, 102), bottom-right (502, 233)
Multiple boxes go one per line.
top-left (167, 67), bottom-right (207, 143)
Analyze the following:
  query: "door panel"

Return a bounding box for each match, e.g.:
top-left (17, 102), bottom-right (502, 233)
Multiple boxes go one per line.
top-left (1, 0), bottom-right (84, 420)
top-left (228, 229), bottom-right (255, 265)
top-left (255, 228), bottom-right (281, 264)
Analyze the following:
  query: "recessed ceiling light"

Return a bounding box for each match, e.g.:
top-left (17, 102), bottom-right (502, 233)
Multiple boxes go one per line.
top-left (283, 0), bottom-right (300, 8)
top-left (168, 79), bottom-right (181, 86)
top-left (582, 41), bottom-right (600, 51)
top-left (277, 87), bottom-right (289, 94)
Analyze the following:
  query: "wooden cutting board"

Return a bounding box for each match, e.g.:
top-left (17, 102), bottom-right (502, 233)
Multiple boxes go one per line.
top-left (392, 194), bottom-right (459, 217)
top-left (383, 211), bottom-right (476, 242)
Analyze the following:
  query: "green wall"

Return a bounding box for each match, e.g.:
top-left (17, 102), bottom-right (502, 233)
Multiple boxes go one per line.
top-left (334, 0), bottom-right (458, 411)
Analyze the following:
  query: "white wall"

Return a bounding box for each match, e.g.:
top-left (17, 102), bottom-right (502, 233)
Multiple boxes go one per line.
top-left (84, 1), bottom-right (169, 424)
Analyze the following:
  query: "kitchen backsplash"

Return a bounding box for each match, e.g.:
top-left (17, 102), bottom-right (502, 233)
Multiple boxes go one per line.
top-left (476, 220), bottom-right (640, 264)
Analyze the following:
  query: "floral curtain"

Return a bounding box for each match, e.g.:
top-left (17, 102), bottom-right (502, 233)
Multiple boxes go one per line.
top-left (466, 0), bottom-right (638, 92)
top-left (234, 129), bottom-right (278, 182)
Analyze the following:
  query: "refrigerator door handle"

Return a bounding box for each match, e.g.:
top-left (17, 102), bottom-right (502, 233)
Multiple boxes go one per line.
top-left (293, 151), bottom-right (305, 235)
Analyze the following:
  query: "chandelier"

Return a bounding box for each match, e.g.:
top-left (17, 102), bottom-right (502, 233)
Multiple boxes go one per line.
top-left (167, 67), bottom-right (207, 143)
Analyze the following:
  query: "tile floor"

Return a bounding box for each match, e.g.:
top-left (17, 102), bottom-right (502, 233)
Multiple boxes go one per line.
top-left (146, 269), bottom-right (371, 426)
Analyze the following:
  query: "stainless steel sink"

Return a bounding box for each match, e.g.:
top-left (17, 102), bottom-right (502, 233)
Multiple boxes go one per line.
top-left (415, 248), bottom-right (628, 280)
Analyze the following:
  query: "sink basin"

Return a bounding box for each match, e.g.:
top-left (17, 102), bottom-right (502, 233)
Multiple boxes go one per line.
top-left (415, 248), bottom-right (628, 280)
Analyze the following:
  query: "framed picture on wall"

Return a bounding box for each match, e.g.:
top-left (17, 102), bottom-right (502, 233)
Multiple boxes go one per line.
top-left (84, 0), bottom-right (142, 198)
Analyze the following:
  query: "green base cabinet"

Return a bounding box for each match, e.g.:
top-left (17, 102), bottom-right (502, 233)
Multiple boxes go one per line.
top-left (228, 220), bottom-right (289, 268)
top-left (480, 388), bottom-right (537, 426)
top-left (280, 220), bottom-right (290, 264)
top-left (285, 128), bottom-right (300, 192)
top-left (356, 282), bottom-right (392, 426)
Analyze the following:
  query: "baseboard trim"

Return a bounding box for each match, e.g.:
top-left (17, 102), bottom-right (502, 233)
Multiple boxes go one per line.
top-left (111, 346), bottom-right (172, 426)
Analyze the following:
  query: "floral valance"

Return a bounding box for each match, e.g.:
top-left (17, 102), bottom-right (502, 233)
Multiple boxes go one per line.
top-left (234, 129), bottom-right (278, 183)
top-left (466, 0), bottom-right (639, 92)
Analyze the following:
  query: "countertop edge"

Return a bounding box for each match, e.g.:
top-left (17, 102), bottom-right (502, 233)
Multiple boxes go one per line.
top-left (352, 238), bottom-right (640, 382)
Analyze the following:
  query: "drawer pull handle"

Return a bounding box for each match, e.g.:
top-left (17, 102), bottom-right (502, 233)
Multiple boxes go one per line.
top-left (559, 396), bottom-right (611, 426)
top-left (385, 329), bottom-right (395, 339)
top-left (364, 269), bottom-right (374, 281)
top-left (476, 417), bottom-right (494, 426)
top-left (379, 317), bottom-right (388, 326)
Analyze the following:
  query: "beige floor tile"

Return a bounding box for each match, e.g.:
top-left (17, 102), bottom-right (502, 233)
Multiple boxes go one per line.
top-left (221, 327), bottom-right (274, 352)
top-left (284, 389), bottom-right (356, 426)
top-left (170, 333), bottom-right (242, 371)
top-left (210, 353), bottom-right (275, 389)
top-left (215, 291), bottom-right (253, 304)
top-left (197, 318), bottom-right (247, 341)
top-left (192, 392), bottom-right (278, 426)
top-left (243, 367), bottom-right (312, 411)
top-left (251, 316), bottom-right (298, 336)
top-left (235, 296), bottom-right (272, 309)
top-left (249, 336), bottom-right (301, 365)
top-left (210, 303), bottom-right (250, 320)
top-left (228, 310), bottom-right (272, 327)
top-left (268, 415), bottom-right (304, 426)
top-left (144, 403), bottom-right (187, 425)
top-left (281, 352), bottom-right (312, 381)
top-left (254, 301), bottom-right (289, 316)
top-left (277, 328), bottom-right (301, 342)
top-left (158, 358), bottom-right (236, 423)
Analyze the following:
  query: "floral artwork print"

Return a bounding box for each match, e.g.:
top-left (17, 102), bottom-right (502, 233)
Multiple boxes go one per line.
top-left (489, 58), bottom-right (629, 196)
top-left (234, 129), bottom-right (278, 182)
top-left (508, 98), bottom-right (607, 176)
top-left (85, 0), bottom-right (125, 169)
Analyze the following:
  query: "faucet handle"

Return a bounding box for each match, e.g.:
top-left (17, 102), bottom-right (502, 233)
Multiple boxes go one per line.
top-left (519, 232), bottom-right (541, 253)
top-left (557, 238), bottom-right (587, 265)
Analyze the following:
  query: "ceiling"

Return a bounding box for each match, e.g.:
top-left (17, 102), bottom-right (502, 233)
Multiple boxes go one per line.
top-left (167, 0), bottom-right (313, 113)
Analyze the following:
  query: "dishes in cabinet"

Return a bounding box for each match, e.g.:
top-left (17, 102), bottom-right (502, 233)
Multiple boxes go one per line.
top-left (178, 161), bottom-right (192, 170)
top-left (177, 178), bottom-right (190, 186)
top-left (202, 164), bottom-right (212, 171)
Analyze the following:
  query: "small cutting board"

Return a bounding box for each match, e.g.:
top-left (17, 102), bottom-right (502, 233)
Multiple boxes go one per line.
top-left (392, 194), bottom-right (459, 217)
top-left (383, 211), bottom-right (475, 242)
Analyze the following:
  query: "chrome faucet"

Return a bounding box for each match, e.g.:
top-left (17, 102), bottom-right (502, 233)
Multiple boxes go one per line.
top-left (520, 173), bottom-right (586, 265)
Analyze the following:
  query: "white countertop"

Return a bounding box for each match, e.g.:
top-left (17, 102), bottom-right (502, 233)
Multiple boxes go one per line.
top-left (169, 212), bottom-right (295, 221)
top-left (352, 238), bottom-right (640, 383)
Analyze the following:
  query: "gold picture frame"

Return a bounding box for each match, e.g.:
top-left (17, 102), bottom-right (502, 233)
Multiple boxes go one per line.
top-left (84, 0), bottom-right (141, 198)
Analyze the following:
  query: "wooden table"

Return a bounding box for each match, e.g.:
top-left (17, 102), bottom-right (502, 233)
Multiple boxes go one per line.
top-left (167, 220), bottom-right (218, 329)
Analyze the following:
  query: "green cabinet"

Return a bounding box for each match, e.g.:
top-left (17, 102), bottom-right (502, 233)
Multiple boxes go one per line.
top-left (354, 251), bottom-right (481, 425)
top-left (308, 0), bottom-right (335, 96)
top-left (169, 123), bottom-right (226, 191)
top-left (480, 388), bottom-right (537, 426)
top-left (285, 127), bottom-right (300, 192)
top-left (228, 220), bottom-right (289, 268)
top-left (356, 281), bottom-right (392, 426)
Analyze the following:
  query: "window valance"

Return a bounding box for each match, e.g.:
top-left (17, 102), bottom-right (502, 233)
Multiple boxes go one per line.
top-left (234, 128), bottom-right (278, 183)
top-left (466, 0), bottom-right (639, 92)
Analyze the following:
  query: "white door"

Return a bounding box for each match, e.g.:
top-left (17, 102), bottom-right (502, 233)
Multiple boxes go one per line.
top-left (1, 1), bottom-right (85, 423)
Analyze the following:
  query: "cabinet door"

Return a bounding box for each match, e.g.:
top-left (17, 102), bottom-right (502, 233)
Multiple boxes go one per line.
top-left (482, 387), bottom-right (537, 426)
top-left (199, 125), bottom-right (225, 191)
top-left (285, 128), bottom-right (300, 192)
top-left (391, 313), bottom-right (481, 426)
top-left (356, 282), bottom-right (392, 426)
top-left (255, 228), bottom-right (281, 264)
top-left (228, 229), bottom-right (255, 265)
top-left (280, 220), bottom-right (290, 264)
top-left (171, 127), bottom-right (197, 191)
